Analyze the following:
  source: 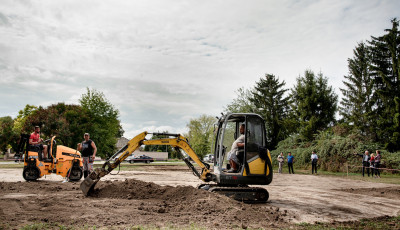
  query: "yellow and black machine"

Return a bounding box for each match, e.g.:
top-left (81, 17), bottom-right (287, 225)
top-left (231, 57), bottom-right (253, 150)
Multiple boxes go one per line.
top-left (15, 134), bottom-right (83, 181)
top-left (81, 113), bottom-right (273, 203)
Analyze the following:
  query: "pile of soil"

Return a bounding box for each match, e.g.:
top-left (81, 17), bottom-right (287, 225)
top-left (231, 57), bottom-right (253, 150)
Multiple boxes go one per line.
top-left (0, 179), bottom-right (291, 229)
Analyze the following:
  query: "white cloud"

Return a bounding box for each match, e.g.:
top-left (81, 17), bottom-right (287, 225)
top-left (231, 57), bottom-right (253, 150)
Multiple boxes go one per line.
top-left (0, 0), bottom-right (399, 138)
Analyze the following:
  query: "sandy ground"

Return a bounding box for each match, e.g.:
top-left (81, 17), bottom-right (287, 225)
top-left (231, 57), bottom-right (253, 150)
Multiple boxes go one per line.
top-left (1, 165), bottom-right (400, 229)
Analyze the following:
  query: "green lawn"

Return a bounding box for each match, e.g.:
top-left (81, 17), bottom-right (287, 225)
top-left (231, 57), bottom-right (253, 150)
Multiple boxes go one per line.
top-left (10, 215), bottom-right (400, 230)
top-left (275, 167), bottom-right (400, 185)
top-left (295, 215), bottom-right (400, 230)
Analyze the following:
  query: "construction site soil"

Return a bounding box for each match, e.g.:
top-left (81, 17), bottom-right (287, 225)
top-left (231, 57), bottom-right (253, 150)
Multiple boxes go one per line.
top-left (1, 164), bottom-right (400, 229)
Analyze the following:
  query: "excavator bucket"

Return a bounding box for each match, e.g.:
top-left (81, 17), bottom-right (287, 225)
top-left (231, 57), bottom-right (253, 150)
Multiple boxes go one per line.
top-left (80, 176), bottom-right (97, 196)
top-left (80, 167), bottom-right (109, 196)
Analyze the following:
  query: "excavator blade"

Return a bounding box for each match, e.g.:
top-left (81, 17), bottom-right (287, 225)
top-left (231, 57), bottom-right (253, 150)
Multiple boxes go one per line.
top-left (80, 176), bottom-right (98, 196)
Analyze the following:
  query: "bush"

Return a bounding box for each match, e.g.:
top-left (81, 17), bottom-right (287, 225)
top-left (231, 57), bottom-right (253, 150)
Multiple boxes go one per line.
top-left (271, 128), bottom-right (400, 173)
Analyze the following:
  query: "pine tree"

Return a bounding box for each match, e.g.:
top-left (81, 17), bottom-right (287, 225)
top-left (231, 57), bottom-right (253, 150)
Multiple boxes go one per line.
top-left (340, 42), bottom-right (375, 139)
top-left (249, 74), bottom-right (290, 149)
top-left (224, 87), bottom-right (254, 113)
top-left (368, 18), bottom-right (400, 151)
top-left (291, 70), bottom-right (338, 141)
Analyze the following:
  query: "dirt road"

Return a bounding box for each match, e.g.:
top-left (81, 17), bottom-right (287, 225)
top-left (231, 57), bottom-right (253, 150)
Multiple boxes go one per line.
top-left (1, 165), bottom-right (399, 229)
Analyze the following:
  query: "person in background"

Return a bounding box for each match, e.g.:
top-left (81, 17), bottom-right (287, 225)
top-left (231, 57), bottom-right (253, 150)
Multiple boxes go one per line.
top-left (277, 152), bottom-right (284, 174)
top-left (370, 153), bottom-right (375, 176)
top-left (29, 126), bottom-right (48, 160)
top-left (287, 152), bottom-right (294, 174)
top-left (311, 151), bottom-right (318, 174)
top-left (374, 150), bottom-right (381, 178)
top-left (78, 133), bottom-right (97, 179)
top-left (355, 151), bottom-right (371, 177)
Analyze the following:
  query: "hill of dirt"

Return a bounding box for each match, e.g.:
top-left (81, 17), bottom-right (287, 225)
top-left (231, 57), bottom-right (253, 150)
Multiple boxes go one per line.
top-left (0, 179), bottom-right (290, 229)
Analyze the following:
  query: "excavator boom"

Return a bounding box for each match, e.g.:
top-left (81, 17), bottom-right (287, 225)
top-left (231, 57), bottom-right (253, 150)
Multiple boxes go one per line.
top-left (80, 132), bottom-right (212, 195)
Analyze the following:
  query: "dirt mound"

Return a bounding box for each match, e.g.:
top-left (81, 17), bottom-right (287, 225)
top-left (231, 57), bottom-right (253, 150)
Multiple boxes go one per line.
top-left (91, 179), bottom-right (211, 200)
top-left (90, 179), bottom-right (289, 223)
top-left (339, 187), bottom-right (400, 200)
top-left (0, 179), bottom-right (290, 229)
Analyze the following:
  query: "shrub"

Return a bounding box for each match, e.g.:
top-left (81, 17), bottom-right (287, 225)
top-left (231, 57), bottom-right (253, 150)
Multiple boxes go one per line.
top-left (271, 129), bottom-right (400, 173)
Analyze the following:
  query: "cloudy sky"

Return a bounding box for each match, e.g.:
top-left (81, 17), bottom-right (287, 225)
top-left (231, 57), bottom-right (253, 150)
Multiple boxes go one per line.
top-left (0, 0), bottom-right (399, 138)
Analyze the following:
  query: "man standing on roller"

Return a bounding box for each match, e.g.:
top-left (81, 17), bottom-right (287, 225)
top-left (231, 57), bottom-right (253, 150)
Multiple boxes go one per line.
top-left (78, 133), bottom-right (97, 178)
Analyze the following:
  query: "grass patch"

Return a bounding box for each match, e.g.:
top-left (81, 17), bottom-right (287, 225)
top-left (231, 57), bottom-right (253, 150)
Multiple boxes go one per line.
top-left (15, 222), bottom-right (208, 230)
top-left (18, 222), bottom-right (75, 230)
top-left (0, 163), bottom-right (24, 168)
top-left (295, 215), bottom-right (400, 230)
top-left (9, 216), bottom-right (400, 230)
top-left (275, 167), bottom-right (400, 185)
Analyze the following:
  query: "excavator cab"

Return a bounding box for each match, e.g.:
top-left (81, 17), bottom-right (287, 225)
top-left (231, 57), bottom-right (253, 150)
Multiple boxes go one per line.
top-left (213, 113), bottom-right (272, 182)
top-left (197, 113), bottom-right (273, 202)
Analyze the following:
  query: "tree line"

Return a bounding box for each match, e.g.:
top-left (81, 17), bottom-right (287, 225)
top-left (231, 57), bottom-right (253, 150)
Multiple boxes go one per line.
top-left (167, 19), bottom-right (400, 163)
top-left (222, 18), bottom-right (400, 154)
top-left (0, 88), bottom-right (123, 159)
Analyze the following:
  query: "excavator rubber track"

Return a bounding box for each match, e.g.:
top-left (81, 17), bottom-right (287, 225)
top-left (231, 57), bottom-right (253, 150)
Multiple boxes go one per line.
top-left (198, 184), bottom-right (269, 203)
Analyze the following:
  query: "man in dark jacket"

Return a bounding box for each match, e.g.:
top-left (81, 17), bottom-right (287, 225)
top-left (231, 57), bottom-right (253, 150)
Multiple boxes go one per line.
top-left (355, 150), bottom-right (371, 177)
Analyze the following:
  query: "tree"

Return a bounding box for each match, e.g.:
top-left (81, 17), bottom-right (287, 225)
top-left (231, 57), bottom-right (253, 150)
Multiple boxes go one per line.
top-left (339, 42), bottom-right (375, 139)
top-left (224, 87), bottom-right (255, 113)
top-left (0, 116), bottom-right (18, 153)
top-left (13, 104), bottom-right (38, 135)
top-left (22, 103), bottom-right (90, 148)
top-left (186, 115), bottom-right (217, 159)
top-left (18, 89), bottom-right (122, 158)
top-left (79, 88), bottom-right (124, 158)
top-left (249, 74), bottom-right (291, 149)
top-left (290, 70), bottom-right (338, 141)
top-left (368, 18), bottom-right (400, 151)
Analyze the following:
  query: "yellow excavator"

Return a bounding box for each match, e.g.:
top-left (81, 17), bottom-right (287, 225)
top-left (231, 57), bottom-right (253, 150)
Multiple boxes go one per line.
top-left (80, 113), bottom-right (273, 203)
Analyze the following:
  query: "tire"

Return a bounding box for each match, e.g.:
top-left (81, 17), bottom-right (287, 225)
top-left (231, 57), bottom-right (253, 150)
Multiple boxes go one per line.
top-left (68, 167), bottom-right (83, 182)
top-left (23, 167), bottom-right (40, 181)
top-left (146, 160), bottom-right (150, 164)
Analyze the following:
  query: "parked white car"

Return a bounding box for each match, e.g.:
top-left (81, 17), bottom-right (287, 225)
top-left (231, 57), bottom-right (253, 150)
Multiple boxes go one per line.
top-left (203, 154), bottom-right (214, 163)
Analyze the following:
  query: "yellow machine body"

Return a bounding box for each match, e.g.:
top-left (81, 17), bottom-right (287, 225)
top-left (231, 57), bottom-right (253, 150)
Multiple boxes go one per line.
top-left (21, 136), bottom-right (83, 181)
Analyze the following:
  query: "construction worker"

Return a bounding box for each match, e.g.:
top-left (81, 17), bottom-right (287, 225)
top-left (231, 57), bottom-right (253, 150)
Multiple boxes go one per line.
top-left (78, 133), bottom-right (97, 178)
top-left (29, 126), bottom-right (48, 160)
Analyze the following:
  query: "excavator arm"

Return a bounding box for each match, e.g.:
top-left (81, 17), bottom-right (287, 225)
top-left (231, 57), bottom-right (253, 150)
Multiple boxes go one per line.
top-left (80, 132), bottom-right (212, 196)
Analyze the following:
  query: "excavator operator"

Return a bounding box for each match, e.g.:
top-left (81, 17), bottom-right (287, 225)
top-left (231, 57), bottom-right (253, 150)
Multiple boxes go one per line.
top-left (227, 124), bottom-right (245, 173)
